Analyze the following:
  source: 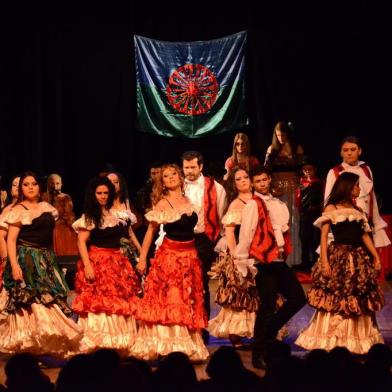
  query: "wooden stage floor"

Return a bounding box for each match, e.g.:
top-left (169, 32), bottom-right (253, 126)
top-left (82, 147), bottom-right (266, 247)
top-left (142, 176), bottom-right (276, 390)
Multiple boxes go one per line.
top-left (0, 279), bottom-right (391, 385)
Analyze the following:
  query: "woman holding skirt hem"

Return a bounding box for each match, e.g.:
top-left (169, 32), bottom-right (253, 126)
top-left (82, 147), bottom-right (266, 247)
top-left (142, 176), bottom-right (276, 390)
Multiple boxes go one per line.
top-left (72, 176), bottom-right (141, 356)
top-left (0, 172), bottom-right (82, 358)
top-left (295, 172), bottom-right (384, 354)
top-left (131, 164), bottom-right (209, 362)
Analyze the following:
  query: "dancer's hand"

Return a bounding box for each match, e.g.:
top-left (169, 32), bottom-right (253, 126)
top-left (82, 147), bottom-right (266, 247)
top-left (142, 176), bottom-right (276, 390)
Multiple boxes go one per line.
top-left (11, 263), bottom-right (23, 281)
top-left (137, 258), bottom-right (147, 275)
top-left (84, 263), bottom-right (95, 282)
top-left (374, 255), bottom-right (382, 275)
top-left (321, 260), bottom-right (331, 277)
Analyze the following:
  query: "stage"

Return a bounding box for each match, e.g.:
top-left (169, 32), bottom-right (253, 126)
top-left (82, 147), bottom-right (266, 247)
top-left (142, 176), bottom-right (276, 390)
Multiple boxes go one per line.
top-left (0, 279), bottom-right (391, 384)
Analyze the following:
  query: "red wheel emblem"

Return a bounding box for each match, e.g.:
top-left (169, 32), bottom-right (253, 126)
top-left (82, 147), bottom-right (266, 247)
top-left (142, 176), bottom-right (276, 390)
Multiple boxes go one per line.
top-left (166, 64), bottom-right (219, 115)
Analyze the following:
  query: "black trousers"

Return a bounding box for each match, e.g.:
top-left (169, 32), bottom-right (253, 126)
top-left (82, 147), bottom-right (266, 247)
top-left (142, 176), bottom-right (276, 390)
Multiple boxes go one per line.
top-left (194, 233), bottom-right (216, 318)
top-left (253, 262), bottom-right (306, 356)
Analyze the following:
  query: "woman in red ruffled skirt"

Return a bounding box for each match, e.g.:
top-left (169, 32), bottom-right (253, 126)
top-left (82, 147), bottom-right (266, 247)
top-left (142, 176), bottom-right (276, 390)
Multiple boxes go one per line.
top-left (72, 176), bottom-right (141, 355)
top-left (131, 164), bottom-right (208, 361)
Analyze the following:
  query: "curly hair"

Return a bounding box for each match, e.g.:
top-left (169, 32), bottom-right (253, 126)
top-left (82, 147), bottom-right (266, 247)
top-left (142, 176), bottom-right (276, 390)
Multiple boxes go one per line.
top-left (151, 164), bottom-right (184, 206)
top-left (84, 176), bottom-right (116, 227)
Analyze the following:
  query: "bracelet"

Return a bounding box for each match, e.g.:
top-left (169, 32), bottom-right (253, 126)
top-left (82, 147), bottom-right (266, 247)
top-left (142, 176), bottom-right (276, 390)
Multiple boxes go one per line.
top-left (0, 256), bottom-right (7, 264)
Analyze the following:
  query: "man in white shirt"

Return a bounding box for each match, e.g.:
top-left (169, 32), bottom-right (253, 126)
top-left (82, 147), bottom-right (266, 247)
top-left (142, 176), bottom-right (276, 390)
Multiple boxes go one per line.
top-left (324, 136), bottom-right (390, 248)
top-left (182, 151), bottom-right (226, 341)
top-left (236, 166), bottom-right (305, 369)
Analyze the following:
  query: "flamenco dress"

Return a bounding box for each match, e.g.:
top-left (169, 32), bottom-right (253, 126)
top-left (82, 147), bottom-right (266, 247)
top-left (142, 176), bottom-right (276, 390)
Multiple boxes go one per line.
top-left (295, 208), bottom-right (384, 353)
top-left (131, 206), bottom-right (209, 361)
top-left (0, 202), bottom-right (82, 357)
top-left (208, 209), bottom-right (258, 339)
top-left (72, 210), bottom-right (141, 355)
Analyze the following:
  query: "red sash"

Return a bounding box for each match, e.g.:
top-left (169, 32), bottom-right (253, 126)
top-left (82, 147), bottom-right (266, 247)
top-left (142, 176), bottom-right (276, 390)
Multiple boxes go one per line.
top-left (203, 177), bottom-right (220, 241)
top-left (249, 196), bottom-right (280, 263)
top-left (332, 164), bottom-right (374, 220)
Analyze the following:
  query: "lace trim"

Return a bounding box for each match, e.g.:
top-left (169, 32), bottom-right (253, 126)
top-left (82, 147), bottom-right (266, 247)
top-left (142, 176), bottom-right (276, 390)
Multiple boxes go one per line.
top-left (314, 208), bottom-right (371, 232)
top-left (222, 210), bottom-right (242, 226)
top-left (144, 205), bottom-right (199, 224)
top-left (5, 202), bottom-right (58, 226)
top-left (72, 209), bottom-right (133, 232)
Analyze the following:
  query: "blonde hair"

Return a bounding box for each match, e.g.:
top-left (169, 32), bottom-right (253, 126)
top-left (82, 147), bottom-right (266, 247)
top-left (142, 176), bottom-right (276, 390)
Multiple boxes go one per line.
top-left (151, 164), bottom-right (185, 206)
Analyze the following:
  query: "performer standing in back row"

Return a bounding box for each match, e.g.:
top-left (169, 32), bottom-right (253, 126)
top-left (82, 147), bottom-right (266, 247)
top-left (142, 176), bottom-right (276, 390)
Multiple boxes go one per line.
top-left (324, 136), bottom-right (390, 248)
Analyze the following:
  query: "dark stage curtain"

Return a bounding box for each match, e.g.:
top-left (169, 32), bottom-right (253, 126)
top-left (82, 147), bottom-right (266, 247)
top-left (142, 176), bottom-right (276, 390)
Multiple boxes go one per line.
top-left (1, 1), bottom-right (390, 213)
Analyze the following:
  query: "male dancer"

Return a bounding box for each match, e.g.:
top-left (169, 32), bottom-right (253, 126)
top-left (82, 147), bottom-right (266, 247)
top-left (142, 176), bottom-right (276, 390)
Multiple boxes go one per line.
top-left (236, 166), bottom-right (306, 368)
top-left (324, 136), bottom-right (390, 248)
top-left (182, 151), bottom-right (226, 341)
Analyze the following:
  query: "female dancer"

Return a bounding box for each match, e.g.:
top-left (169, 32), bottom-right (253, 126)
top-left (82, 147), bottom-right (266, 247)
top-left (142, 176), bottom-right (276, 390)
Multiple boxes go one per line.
top-left (295, 172), bottom-right (384, 353)
top-left (208, 167), bottom-right (257, 348)
top-left (131, 164), bottom-right (208, 361)
top-left (72, 176), bottom-right (141, 355)
top-left (106, 172), bottom-right (141, 265)
top-left (0, 176), bottom-right (20, 276)
top-left (224, 133), bottom-right (260, 180)
top-left (0, 172), bottom-right (81, 356)
top-left (264, 121), bottom-right (305, 266)
top-left (43, 173), bottom-right (78, 256)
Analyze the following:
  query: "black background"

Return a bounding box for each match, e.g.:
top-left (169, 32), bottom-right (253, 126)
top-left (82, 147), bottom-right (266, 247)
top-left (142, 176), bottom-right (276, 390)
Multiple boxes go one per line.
top-left (1, 1), bottom-right (391, 214)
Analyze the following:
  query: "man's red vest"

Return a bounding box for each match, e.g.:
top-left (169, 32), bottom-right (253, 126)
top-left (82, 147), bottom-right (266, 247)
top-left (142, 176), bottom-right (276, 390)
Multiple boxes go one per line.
top-left (249, 196), bottom-right (280, 263)
top-left (203, 177), bottom-right (220, 241)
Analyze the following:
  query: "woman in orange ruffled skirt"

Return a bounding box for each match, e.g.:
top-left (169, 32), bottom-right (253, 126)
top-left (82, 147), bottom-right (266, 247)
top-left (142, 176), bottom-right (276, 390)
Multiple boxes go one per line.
top-left (131, 164), bottom-right (209, 361)
top-left (72, 176), bottom-right (141, 355)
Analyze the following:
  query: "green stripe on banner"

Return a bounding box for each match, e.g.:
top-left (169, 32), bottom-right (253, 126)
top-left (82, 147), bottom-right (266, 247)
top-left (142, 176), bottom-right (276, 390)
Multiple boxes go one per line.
top-left (136, 81), bottom-right (247, 138)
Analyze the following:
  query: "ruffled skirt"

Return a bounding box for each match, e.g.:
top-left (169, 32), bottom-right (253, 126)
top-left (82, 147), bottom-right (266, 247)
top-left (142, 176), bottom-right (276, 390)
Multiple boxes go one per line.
top-left (132, 237), bottom-right (208, 360)
top-left (208, 253), bottom-right (258, 338)
top-left (72, 246), bottom-right (141, 353)
top-left (73, 246), bottom-right (141, 316)
top-left (296, 242), bottom-right (384, 354)
top-left (0, 246), bottom-right (81, 356)
top-left (308, 242), bottom-right (384, 317)
top-left (208, 307), bottom-right (255, 338)
top-left (295, 310), bottom-right (384, 354)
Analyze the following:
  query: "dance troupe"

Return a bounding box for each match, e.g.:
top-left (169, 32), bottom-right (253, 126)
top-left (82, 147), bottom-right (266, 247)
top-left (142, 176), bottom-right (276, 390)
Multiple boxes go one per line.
top-left (0, 133), bottom-right (389, 369)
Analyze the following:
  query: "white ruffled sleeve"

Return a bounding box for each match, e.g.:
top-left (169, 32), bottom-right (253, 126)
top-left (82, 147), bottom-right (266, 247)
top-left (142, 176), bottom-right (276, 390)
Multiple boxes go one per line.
top-left (72, 214), bottom-right (95, 232)
top-left (5, 202), bottom-right (58, 226)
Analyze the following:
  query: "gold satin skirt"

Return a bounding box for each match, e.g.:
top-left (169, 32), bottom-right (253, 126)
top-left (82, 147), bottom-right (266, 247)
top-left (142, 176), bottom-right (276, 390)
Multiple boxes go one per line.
top-left (130, 323), bottom-right (209, 361)
top-left (0, 302), bottom-right (82, 358)
top-left (208, 307), bottom-right (255, 338)
top-left (74, 313), bottom-right (137, 356)
top-left (295, 310), bottom-right (384, 354)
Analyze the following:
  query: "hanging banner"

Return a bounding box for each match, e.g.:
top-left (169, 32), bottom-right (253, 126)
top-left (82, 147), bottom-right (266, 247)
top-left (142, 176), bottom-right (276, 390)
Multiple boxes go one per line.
top-left (134, 31), bottom-right (247, 138)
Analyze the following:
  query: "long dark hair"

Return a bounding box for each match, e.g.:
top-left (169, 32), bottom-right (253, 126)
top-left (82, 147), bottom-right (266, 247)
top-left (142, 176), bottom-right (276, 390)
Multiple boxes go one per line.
top-left (268, 121), bottom-right (298, 161)
top-left (4, 175), bottom-right (21, 207)
top-left (106, 171), bottom-right (129, 204)
top-left (326, 172), bottom-right (360, 208)
top-left (84, 176), bottom-right (116, 227)
top-left (230, 133), bottom-right (251, 171)
top-left (17, 171), bottom-right (43, 203)
top-left (224, 166), bottom-right (250, 209)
